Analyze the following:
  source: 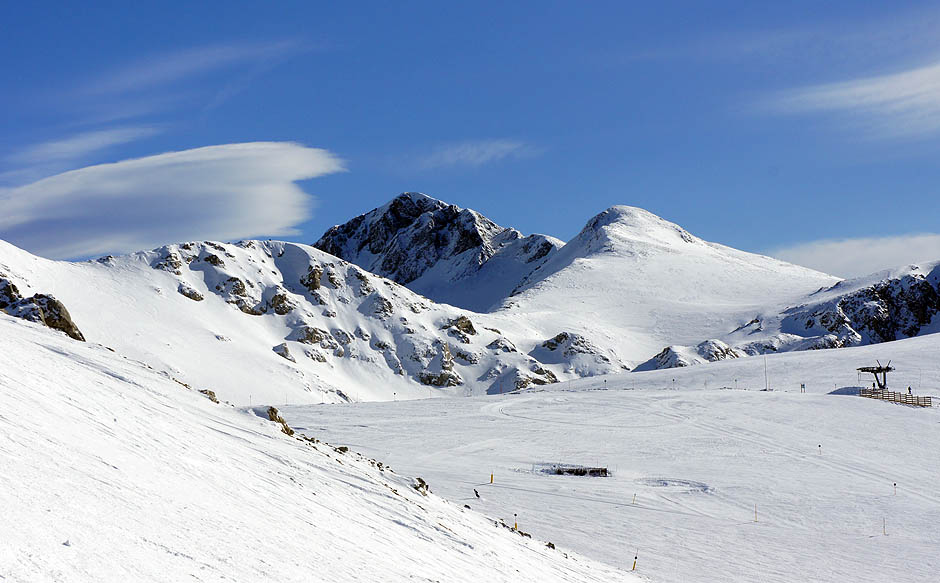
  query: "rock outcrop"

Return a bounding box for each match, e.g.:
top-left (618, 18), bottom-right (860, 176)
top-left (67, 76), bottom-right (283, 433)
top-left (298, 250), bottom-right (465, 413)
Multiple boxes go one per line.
top-left (314, 192), bottom-right (562, 311)
top-left (0, 275), bottom-right (85, 341)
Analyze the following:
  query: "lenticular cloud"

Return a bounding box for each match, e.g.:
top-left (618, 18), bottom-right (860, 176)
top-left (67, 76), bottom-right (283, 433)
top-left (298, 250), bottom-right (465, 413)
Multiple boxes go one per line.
top-left (0, 142), bottom-right (345, 259)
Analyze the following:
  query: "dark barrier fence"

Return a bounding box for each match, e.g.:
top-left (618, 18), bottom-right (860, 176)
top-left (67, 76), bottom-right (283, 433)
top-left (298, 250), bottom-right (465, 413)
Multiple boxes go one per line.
top-left (860, 388), bottom-right (932, 407)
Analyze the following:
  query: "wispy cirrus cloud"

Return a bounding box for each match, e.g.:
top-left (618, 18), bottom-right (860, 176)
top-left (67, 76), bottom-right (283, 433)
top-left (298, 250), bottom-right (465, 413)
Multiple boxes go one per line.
top-left (769, 233), bottom-right (940, 278)
top-left (0, 142), bottom-right (344, 259)
top-left (416, 139), bottom-right (541, 170)
top-left (80, 40), bottom-right (306, 97)
top-left (6, 126), bottom-right (162, 166)
top-left (2, 40), bottom-right (316, 185)
top-left (764, 61), bottom-right (940, 139)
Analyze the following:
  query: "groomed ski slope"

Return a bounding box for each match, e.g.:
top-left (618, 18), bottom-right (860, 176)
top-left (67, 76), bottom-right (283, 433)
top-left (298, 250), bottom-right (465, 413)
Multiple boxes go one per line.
top-left (285, 333), bottom-right (940, 583)
top-left (0, 314), bottom-right (637, 583)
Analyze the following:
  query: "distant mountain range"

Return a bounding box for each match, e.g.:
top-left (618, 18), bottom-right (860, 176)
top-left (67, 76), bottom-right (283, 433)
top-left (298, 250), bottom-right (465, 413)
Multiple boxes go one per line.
top-left (2, 192), bottom-right (938, 403)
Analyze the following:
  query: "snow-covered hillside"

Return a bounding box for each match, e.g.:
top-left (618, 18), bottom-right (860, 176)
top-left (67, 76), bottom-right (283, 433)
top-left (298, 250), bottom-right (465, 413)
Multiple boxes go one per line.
top-left (315, 192), bottom-right (563, 312)
top-left (496, 205), bottom-right (838, 366)
top-left (0, 313), bottom-right (636, 582)
top-left (318, 194), bottom-right (940, 372)
top-left (1, 238), bottom-right (619, 405)
top-left (287, 332), bottom-right (940, 583)
top-left (4, 194), bottom-right (938, 405)
top-left (638, 260), bottom-right (940, 370)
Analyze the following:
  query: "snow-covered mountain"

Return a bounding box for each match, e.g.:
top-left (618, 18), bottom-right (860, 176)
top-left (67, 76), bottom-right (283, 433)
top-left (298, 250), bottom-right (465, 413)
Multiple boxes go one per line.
top-left (315, 192), bottom-right (563, 312)
top-left (637, 261), bottom-right (940, 370)
top-left (0, 238), bottom-right (613, 406)
top-left (0, 312), bottom-right (633, 583)
top-left (4, 193), bottom-right (938, 401)
top-left (494, 205), bottom-right (840, 366)
top-left (317, 194), bottom-right (940, 372)
top-left (319, 196), bottom-right (841, 367)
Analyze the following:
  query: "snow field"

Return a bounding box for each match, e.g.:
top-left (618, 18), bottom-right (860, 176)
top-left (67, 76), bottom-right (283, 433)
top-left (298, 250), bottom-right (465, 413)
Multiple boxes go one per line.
top-left (284, 333), bottom-right (940, 583)
top-left (0, 314), bottom-right (637, 582)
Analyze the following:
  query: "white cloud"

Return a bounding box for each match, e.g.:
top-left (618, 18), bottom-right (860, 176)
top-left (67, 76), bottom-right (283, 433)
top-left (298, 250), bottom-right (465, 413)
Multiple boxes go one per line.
top-left (82, 41), bottom-right (304, 96)
top-left (417, 139), bottom-right (540, 170)
top-left (766, 61), bottom-right (940, 138)
top-left (7, 127), bottom-right (161, 165)
top-left (769, 234), bottom-right (940, 278)
top-left (0, 142), bottom-right (344, 259)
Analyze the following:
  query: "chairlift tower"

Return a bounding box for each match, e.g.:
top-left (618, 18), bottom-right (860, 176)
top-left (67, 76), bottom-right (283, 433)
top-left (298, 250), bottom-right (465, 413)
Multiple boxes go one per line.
top-left (857, 360), bottom-right (894, 390)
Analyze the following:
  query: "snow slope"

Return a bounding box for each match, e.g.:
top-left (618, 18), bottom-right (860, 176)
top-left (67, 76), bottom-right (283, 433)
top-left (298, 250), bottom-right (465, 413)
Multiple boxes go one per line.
top-left (638, 260), bottom-right (940, 370)
top-left (1, 238), bottom-right (622, 405)
top-left (286, 332), bottom-right (940, 583)
top-left (497, 206), bottom-right (838, 366)
top-left (0, 313), bottom-right (636, 583)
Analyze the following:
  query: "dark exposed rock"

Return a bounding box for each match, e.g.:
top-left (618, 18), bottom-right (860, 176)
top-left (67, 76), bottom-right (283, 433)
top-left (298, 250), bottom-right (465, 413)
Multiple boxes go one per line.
top-left (313, 193), bottom-right (561, 311)
top-left (363, 295), bottom-right (394, 320)
top-left (300, 264), bottom-right (323, 292)
top-left (269, 292), bottom-right (295, 315)
top-left (235, 299), bottom-right (266, 316)
top-left (273, 342), bottom-right (295, 362)
top-left (217, 277), bottom-right (247, 297)
top-left (637, 339), bottom-right (740, 371)
top-left (486, 337), bottom-right (517, 353)
top-left (203, 253), bottom-right (224, 267)
top-left (30, 295), bottom-right (86, 342)
top-left (2, 285), bottom-right (86, 342)
top-left (325, 269), bottom-right (343, 288)
top-left (266, 406), bottom-right (294, 436)
top-left (199, 389), bottom-right (219, 404)
top-left (453, 347), bottom-right (480, 364)
top-left (350, 270), bottom-right (375, 296)
top-left (0, 276), bottom-right (21, 309)
top-left (444, 315), bottom-right (476, 336)
top-left (177, 283), bottom-right (204, 302)
top-left (418, 370), bottom-right (462, 387)
top-left (154, 251), bottom-right (183, 274)
top-left (524, 239), bottom-right (555, 264)
top-left (288, 326), bottom-right (333, 345)
top-left (331, 329), bottom-right (354, 345)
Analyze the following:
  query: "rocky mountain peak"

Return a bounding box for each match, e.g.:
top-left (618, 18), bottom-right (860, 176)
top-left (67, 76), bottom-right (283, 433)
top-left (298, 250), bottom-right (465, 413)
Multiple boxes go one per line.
top-left (314, 193), bottom-right (562, 311)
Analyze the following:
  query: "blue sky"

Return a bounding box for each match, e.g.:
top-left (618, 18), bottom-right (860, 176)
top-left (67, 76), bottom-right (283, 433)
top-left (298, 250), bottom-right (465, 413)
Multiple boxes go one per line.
top-left (2, 1), bottom-right (940, 276)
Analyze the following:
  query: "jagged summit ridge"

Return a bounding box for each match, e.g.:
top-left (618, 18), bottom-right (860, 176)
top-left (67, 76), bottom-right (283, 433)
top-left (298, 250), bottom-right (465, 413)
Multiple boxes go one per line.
top-left (315, 193), bottom-right (562, 311)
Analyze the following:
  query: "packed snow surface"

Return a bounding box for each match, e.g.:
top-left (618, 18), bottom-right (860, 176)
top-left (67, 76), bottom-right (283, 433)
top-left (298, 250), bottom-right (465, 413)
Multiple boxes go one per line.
top-left (0, 314), bottom-right (637, 582)
top-left (497, 205), bottom-right (838, 365)
top-left (284, 333), bottom-right (940, 583)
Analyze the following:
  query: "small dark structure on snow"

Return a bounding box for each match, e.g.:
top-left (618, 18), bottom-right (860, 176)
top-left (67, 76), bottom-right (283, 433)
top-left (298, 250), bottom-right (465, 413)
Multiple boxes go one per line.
top-left (857, 360), bottom-right (932, 407)
top-left (857, 360), bottom-right (894, 390)
top-left (538, 463), bottom-right (608, 477)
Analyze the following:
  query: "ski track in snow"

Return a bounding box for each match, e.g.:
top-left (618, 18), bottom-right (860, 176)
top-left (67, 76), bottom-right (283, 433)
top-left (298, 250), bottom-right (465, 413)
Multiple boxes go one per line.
top-left (285, 333), bottom-right (940, 583)
top-left (0, 315), bottom-right (636, 583)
